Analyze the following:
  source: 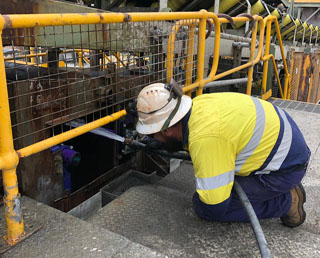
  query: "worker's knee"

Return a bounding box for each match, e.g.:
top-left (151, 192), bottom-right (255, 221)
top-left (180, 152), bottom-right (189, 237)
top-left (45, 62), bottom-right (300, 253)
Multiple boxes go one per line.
top-left (192, 192), bottom-right (229, 222)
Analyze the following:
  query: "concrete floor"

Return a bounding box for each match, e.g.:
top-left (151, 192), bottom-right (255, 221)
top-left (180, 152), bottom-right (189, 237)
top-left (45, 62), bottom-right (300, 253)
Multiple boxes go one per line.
top-left (1, 99), bottom-right (320, 257)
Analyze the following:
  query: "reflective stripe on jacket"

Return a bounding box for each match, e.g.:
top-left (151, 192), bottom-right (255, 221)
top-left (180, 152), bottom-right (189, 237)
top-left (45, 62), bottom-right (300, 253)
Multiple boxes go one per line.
top-left (187, 93), bottom-right (309, 205)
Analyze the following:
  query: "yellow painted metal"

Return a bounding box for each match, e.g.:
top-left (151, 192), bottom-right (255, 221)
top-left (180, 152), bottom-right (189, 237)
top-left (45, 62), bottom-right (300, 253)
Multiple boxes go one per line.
top-left (271, 55), bottom-right (284, 98)
top-left (166, 19), bottom-right (199, 84)
top-left (185, 24), bottom-right (197, 97)
top-left (0, 22), bottom-right (25, 244)
top-left (0, 12), bottom-right (211, 29)
top-left (281, 19), bottom-right (301, 38)
top-left (29, 47), bottom-right (35, 64)
top-left (202, 13), bottom-right (221, 86)
top-left (288, 22), bottom-right (309, 40)
top-left (4, 52), bottom-right (47, 61)
top-left (262, 15), bottom-right (290, 99)
top-left (262, 19), bottom-right (272, 97)
top-left (235, 0), bottom-right (265, 28)
top-left (79, 51), bottom-right (83, 68)
top-left (212, 16), bottom-right (265, 83)
top-left (271, 14), bottom-right (291, 35)
top-left (117, 52), bottom-right (121, 69)
top-left (246, 19), bottom-right (258, 96)
top-left (181, 12), bottom-right (222, 94)
top-left (195, 10), bottom-right (208, 96)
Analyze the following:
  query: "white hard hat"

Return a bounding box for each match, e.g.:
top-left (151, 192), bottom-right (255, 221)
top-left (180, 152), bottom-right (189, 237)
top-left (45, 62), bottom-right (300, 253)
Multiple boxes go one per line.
top-left (136, 82), bottom-right (192, 135)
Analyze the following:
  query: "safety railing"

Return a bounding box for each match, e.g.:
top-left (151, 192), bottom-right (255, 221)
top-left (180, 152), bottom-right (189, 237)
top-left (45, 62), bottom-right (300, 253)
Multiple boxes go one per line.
top-left (0, 11), bottom-right (290, 245)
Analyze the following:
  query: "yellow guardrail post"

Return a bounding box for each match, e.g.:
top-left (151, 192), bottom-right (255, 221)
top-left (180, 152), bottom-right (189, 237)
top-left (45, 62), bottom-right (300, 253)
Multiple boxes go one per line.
top-left (261, 16), bottom-right (290, 100)
top-left (202, 13), bottom-right (221, 86)
top-left (262, 18), bottom-right (272, 99)
top-left (78, 50), bottom-right (83, 68)
top-left (273, 17), bottom-right (290, 99)
top-left (0, 19), bottom-right (25, 245)
top-left (29, 47), bottom-right (35, 64)
top-left (195, 10), bottom-right (208, 96)
top-left (246, 18), bottom-right (258, 95)
top-left (185, 24), bottom-right (197, 97)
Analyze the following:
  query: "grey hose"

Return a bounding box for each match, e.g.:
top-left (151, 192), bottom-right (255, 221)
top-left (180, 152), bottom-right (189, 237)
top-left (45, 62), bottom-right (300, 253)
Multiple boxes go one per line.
top-left (233, 181), bottom-right (271, 258)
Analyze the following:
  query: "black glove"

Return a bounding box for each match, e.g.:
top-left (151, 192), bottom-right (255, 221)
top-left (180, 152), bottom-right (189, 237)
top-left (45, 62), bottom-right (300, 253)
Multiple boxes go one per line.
top-left (126, 101), bottom-right (137, 117)
top-left (140, 136), bottom-right (165, 150)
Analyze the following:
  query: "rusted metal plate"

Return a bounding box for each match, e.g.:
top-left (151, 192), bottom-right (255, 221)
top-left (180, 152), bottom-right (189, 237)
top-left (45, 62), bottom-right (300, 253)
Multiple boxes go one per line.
top-left (289, 51), bottom-right (304, 100)
top-left (298, 54), bottom-right (312, 102)
top-left (308, 53), bottom-right (320, 103)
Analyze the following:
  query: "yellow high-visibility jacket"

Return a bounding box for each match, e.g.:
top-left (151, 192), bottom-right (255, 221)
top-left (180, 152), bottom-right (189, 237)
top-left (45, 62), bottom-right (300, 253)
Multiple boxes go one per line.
top-left (185, 92), bottom-right (309, 206)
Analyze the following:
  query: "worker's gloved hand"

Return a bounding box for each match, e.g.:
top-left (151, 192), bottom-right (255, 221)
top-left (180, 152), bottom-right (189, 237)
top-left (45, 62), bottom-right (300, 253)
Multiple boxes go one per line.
top-left (140, 136), bottom-right (165, 150)
top-left (126, 101), bottom-right (137, 117)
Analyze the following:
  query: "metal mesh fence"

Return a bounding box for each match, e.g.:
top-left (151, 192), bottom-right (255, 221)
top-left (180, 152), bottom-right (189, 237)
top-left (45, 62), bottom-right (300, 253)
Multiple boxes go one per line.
top-left (3, 20), bottom-right (198, 149)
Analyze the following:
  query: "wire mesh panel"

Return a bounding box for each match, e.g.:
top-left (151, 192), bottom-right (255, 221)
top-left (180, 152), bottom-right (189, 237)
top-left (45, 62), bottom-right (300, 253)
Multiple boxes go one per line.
top-left (3, 19), bottom-right (199, 149)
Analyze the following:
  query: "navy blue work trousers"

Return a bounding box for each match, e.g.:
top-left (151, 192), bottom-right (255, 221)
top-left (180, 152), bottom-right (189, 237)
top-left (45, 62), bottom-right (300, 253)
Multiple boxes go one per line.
top-left (193, 164), bottom-right (308, 222)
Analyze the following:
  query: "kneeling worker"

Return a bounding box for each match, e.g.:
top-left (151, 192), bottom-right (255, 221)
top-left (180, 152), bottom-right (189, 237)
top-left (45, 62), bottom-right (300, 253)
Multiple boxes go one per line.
top-left (135, 81), bottom-right (310, 227)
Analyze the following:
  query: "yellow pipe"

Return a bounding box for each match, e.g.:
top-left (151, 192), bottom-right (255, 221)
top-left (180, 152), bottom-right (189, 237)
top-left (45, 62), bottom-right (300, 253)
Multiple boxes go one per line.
top-left (213, 16), bottom-right (265, 82)
top-left (83, 56), bottom-right (90, 64)
top-left (273, 16), bottom-right (290, 98)
top-left (17, 110), bottom-right (127, 158)
top-left (79, 51), bottom-right (83, 68)
top-left (271, 55), bottom-right (284, 99)
top-left (246, 18), bottom-right (258, 96)
top-left (261, 16), bottom-right (290, 99)
top-left (202, 13), bottom-right (221, 86)
top-left (104, 54), bottom-right (112, 63)
top-left (4, 52), bottom-right (47, 61)
top-left (0, 22), bottom-right (25, 244)
top-left (262, 54), bottom-right (284, 98)
top-left (185, 24), bottom-right (196, 97)
top-left (111, 51), bottom-right (126, 68)
top-left (182, 81), bottom-right (200, 93)
top-left (29, 47), bottom-right (35, 64)
top-left (0, 12), bottom-right (211, 29)
top-left (195, 10), bottom-right (208, 96)
top-left (262, 19), bottom-right (272, 95)
top-left (117, 52), bottom-right (121, 69)
top-left (166, 19), bottom-right (199, 84)
top-left (271, 14), bottom-right (291, 35)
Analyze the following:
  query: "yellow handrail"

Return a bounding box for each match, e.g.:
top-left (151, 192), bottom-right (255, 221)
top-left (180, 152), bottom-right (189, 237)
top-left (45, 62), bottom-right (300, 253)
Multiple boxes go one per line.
top-left (261, 16), bottom-right (290, 100)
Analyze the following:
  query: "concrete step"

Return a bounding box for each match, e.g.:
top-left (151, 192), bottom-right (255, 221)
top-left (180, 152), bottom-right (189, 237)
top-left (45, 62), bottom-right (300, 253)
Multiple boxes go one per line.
top-left (0, 196), bottom-right (167, 258)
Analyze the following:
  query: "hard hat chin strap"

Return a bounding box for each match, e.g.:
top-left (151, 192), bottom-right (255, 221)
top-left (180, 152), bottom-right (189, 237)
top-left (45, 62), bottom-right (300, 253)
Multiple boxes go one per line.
top-left (160, 97), bottom-right (181, 132)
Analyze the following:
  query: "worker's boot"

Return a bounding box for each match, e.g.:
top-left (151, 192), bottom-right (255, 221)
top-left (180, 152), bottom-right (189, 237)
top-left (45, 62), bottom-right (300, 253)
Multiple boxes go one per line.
top-left (280, 184), bottom-right (306, 228)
